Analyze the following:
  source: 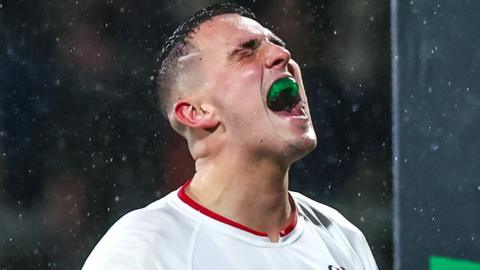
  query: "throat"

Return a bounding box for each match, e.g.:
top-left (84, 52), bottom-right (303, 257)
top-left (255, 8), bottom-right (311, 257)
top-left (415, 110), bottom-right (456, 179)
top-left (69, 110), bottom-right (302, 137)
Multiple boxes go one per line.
top-left (190, 155), bottom-right (296, 239)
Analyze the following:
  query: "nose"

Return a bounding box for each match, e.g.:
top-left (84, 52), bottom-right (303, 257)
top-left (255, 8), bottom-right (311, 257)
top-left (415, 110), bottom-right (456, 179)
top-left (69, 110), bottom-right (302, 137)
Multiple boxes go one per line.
top-left (264, 43), bottom-right (291, 70)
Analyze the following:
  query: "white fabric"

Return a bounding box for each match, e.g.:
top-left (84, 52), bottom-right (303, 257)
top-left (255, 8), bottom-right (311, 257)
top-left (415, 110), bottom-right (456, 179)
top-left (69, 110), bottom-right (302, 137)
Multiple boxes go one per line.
top-left (82, 189), bottom-right (378, 270)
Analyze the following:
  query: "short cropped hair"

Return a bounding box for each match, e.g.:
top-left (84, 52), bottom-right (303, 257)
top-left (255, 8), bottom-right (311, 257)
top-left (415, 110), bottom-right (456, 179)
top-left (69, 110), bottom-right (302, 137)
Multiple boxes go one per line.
top-left (155, 3), bottom-right (256, 119)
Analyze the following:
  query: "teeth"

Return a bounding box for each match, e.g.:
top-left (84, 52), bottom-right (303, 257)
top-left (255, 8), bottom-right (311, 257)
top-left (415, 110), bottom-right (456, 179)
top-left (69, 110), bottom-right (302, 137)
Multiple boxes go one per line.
top-left (290, 104), bottom-right (307, 118)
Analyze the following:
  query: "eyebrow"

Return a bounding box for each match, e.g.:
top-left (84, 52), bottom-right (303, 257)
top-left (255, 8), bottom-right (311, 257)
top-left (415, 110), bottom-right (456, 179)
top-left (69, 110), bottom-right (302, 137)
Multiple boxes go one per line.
top-left (269, 35), bottom-right (286, 47)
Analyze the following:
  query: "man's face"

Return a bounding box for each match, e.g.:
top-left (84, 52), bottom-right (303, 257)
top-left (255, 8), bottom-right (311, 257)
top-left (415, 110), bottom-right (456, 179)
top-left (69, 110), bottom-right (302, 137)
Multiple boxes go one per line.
top-left (185, 14), bottom-right (317, 162)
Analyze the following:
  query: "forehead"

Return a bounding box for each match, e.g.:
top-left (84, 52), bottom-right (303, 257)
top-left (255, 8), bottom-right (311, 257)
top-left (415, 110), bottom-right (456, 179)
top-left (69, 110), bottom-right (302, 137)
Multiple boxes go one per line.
top-left (190, 14), bottom-right (273, 49)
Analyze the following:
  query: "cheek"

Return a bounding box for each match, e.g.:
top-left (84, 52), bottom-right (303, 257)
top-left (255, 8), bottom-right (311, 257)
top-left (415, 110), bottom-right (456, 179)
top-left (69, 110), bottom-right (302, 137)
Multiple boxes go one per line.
top-left (225, 66), bottom-right (261, 88)
top-left (214, 67), bottom-right (263, 103)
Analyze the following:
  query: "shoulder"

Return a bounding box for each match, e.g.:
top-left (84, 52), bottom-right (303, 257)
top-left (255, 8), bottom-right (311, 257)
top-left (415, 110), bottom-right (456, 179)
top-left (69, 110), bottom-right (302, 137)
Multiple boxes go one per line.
top-left (291, 191), bottom-right (361, 233)
top-left (291, 192), bottom-right (378, 269)
top-left (82, 192), bottom-right (200, 270)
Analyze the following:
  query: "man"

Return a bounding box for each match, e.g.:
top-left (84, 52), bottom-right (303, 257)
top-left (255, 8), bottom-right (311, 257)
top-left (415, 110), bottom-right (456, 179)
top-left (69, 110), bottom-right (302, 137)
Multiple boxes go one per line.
top-left (82, 3), bottom-right (378, 270)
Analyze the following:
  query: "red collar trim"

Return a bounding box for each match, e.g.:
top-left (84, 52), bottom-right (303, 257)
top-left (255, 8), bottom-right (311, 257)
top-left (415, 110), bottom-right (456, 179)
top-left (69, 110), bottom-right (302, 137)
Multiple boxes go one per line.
top-left (177, 179), bottom-right (297, 237)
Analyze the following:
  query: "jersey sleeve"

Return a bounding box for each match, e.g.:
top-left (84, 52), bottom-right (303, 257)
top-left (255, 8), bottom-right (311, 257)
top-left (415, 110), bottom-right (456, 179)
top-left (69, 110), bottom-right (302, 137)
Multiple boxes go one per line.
top-left (81, 210), bottom-right (160, 270)
top-left (292, 192), bottom-right (379, 270)
top-left (339, 223), bottom-right (378, 270)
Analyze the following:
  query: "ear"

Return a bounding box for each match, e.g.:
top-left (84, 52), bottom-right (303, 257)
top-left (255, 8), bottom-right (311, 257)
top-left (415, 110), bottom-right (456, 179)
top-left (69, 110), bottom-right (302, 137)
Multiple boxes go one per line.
top-left (173, 101), bottom-right (219, 130)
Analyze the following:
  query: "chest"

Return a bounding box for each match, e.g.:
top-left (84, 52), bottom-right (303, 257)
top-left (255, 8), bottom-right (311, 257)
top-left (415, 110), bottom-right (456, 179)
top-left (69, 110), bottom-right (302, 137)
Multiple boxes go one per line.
top-left (186, 227), bottom-right (359, 270)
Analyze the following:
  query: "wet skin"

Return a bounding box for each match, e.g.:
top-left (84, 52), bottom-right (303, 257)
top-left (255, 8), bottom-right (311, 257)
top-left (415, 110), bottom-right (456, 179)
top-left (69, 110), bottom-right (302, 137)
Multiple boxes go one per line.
top-left (175, 14), bottom-right (317, 165)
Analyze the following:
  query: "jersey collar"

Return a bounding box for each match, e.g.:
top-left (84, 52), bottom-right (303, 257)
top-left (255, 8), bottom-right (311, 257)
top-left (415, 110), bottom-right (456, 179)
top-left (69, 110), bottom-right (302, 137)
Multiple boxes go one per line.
top-left (177, 179), bottom-right (298, 238)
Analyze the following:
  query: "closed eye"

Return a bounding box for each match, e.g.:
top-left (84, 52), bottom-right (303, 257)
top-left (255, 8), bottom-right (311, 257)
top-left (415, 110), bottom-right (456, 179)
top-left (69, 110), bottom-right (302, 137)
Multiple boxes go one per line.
top-left (227, 36), bottom-right (286, 61)
top-left (228, 39), bottom-right (260, 60)
top-left (241, 39), bottom-right (261, 50)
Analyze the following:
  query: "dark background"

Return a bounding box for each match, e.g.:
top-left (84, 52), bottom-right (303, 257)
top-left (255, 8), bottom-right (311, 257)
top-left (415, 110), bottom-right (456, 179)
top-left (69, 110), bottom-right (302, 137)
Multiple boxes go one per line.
top-left (0, 0), bottom-right (391, 269)
top-left (393, 0), bottom-right (480, 268)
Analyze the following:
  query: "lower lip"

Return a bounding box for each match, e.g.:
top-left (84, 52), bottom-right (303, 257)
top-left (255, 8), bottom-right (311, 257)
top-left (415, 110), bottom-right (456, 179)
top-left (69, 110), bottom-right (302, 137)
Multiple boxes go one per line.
top-left (289, 115), bottom-right (309, 125)
top-left (291, 115), bottom-right (308, 120)
top-left (274, 112), bottom-right (309, 121)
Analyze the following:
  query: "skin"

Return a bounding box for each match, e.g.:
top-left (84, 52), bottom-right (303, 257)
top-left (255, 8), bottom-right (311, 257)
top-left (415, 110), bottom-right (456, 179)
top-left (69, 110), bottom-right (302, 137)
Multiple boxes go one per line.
top-left (171, 14), bottom-right (317, 242)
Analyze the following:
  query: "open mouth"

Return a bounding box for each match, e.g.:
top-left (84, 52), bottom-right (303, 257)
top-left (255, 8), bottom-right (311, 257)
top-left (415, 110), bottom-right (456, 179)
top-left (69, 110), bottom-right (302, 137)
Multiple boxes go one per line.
top-left (267, 77), bottom-right (304, 117)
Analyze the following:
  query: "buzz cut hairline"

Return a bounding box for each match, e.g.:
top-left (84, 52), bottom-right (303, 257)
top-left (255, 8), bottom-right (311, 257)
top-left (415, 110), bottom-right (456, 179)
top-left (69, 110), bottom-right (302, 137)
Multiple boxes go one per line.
top-left (155, 3), bottom-right (256, 119)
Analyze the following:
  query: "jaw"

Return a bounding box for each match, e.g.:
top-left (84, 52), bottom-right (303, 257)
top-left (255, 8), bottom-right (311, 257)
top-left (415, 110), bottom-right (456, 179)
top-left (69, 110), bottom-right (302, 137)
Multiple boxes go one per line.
top-left (256, 110), bottom-right (317, 165)
top-left (260, 77), bottom-right (317, 163)
top-left (282, 124), bottom-right (317, 162)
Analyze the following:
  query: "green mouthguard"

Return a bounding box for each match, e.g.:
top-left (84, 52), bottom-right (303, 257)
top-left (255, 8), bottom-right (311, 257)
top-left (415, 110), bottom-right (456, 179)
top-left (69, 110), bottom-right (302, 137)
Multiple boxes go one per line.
top-left (267, 77), bottom-right (299, 111)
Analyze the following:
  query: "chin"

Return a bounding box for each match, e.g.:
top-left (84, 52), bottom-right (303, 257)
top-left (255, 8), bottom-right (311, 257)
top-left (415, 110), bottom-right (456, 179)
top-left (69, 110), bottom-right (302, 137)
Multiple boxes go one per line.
top-left (286, 132), bottom-right (317, 162)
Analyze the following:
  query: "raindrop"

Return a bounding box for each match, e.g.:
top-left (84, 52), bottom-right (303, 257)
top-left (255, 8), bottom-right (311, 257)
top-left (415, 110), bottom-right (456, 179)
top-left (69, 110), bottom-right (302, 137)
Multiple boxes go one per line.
top-left (352, 104), bottom-right (359, 112)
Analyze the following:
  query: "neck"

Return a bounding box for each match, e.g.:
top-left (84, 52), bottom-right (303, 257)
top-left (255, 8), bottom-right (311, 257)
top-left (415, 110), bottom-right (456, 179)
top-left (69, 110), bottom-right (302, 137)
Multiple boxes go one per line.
top-left (185, 149), bottom-right (293, 242)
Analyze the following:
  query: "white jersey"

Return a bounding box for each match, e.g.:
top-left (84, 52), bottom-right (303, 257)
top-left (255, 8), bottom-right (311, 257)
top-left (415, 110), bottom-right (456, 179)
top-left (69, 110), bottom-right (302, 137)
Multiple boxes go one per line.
top-left (82, 181), bottom-right (378, 270)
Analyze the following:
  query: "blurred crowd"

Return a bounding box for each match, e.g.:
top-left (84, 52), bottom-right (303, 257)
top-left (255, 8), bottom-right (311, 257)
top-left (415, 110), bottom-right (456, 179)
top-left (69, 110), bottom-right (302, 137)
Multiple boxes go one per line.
top-left (0, 0), bottom-right (391, 269)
